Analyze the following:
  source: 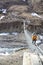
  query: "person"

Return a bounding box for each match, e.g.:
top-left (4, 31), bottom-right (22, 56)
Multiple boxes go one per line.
top-left (32, 32), bottom-right (37, 45)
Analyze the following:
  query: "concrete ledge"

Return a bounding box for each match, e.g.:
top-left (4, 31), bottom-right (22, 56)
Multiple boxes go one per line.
top-left (23, 52), bottom-right (43, 65)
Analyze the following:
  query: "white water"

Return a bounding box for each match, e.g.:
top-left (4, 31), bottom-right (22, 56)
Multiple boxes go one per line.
top-left (12, 32), bottom-right (18, 35)
top-left (24, 29), bottom-right (36, 52)
top-left (36, 40), bottom-right (41, 44)
top-left (0, 32), bottom-right (18, 36)
top-left (23, 21), bottom-right (36, 52)
top-left (0, 33), bottom-right (9, 36)
top-left (39, 35), bottom-right (43, 40)
top-left (0, 47), bottom-right (24, 55)
top-left (24, 29), bottom-right (43, 55)
top-left (23, 21), bottom-right (43, 55)
top-left (0, 52), bottom-right (10, 55)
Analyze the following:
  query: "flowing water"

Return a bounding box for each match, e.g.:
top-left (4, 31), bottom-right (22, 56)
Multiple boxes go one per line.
top-left (0, 12), bottom-right (43, 55)
top-left (0, 32), bottom-right (25, 55)
top-left (24, 29), bottom-right (36, 52)
top-left (23, 21), bottom-right (43, 55)
top-left (0, 47), bottom-right (25, 55)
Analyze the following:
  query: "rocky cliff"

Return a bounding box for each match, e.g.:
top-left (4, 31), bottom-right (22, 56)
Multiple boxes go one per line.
top-left (0, 0), bottom-right (43, 33)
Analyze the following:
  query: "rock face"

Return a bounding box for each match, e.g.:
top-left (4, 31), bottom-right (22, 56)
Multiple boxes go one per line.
top-left (33, 0), bottom-right (43, 13)
top-left (32, 0), bottom-right (41, 3)
top-left (0, 0), bottom-right (43, 13)
top-left (0, 0), bottom-right (43, 33)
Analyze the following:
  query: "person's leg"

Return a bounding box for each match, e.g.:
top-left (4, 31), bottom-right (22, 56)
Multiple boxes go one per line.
top-left (32, 40), bottom-right (36, 45)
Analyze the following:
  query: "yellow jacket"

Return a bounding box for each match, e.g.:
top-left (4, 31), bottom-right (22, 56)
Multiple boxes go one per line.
top-left (32, 35), bottom-right (37, 41)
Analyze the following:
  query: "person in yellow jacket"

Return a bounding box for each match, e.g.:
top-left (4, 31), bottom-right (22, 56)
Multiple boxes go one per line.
top-left (32, 32), bottom-right (37, 45)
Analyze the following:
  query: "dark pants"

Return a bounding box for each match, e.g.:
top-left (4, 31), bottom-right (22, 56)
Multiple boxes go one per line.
top-left (32, 40), bottom-right (36, 45)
